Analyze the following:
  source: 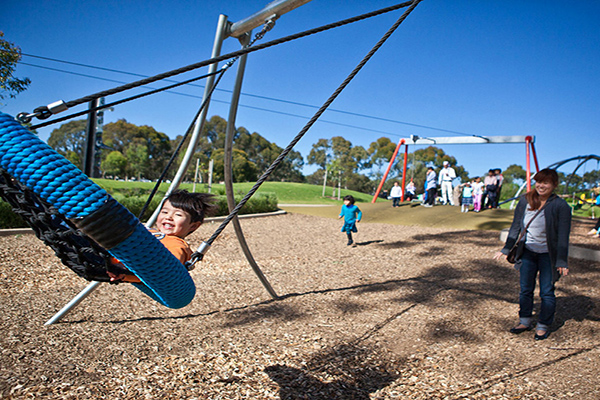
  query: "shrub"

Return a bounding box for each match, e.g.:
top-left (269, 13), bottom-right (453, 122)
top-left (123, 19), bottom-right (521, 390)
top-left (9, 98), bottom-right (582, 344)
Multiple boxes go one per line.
top-left (0, 200), bottom-right (28, 229)
top-left (0, 191), bottom-right (278, 229)
top-left (212, 193), bottom-right (278, 217)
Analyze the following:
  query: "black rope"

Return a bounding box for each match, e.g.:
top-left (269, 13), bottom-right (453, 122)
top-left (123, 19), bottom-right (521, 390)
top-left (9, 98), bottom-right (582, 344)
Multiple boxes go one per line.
top-left (18, 1), bottom-right (415, 123)
top-left (30, 69), bottom-right (223, 130)
top-left (137, 67), bottom-right (229, 220)
top-left (190, 0), bottom-right (423, 265)
top-left (138, 19), bottom-right (276, 221)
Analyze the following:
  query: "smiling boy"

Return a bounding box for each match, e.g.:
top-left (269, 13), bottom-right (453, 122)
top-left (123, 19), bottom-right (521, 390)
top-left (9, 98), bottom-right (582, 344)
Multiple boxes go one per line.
top-left (108, 190), bottom-right (215, 283)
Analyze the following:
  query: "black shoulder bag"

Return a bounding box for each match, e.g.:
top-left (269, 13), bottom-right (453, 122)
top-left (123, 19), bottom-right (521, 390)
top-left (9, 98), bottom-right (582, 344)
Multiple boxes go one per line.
top-left (506, 202), bottom-right (548, 264)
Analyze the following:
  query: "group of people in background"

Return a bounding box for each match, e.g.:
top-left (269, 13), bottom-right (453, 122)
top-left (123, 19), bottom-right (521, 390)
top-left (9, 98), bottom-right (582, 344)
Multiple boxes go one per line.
top-left (415, 161), bottom-right (505, 212)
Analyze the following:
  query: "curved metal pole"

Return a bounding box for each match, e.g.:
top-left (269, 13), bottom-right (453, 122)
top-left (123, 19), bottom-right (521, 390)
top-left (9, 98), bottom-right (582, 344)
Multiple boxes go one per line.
top-left (146, 14), bottom-right (230, 227)
top-left (223, 32), bottom-right (278, 299)
top-left (564, 157), bottom-right (592, 195)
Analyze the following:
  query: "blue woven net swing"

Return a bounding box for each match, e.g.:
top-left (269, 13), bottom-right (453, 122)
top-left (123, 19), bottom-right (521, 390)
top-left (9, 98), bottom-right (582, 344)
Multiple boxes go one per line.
top-left (0, 112), bottom-right (196, 309)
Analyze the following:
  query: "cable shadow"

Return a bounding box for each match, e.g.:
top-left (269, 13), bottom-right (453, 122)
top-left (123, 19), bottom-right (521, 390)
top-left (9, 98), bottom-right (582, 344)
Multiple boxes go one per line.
top-left (66, 277), bottom-right (421, 325)
top-left (265, 305), bottom-right (415, 400)
top-left (456, 344), bottom-right (600, 398)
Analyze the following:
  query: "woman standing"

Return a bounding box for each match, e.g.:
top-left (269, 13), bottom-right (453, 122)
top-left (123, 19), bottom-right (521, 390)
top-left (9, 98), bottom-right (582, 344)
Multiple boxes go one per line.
top-left (493, 168), bottom-right (571, 340)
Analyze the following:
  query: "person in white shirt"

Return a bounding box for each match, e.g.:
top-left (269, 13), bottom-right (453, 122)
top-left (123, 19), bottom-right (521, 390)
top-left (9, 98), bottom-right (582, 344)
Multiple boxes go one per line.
top-left (390, 181), bottom-right (403, 207)
top-left (438, 161), bottom-right (456, 205)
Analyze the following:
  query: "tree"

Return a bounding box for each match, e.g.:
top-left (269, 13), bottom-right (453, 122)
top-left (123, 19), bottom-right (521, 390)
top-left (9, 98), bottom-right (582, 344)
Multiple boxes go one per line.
top-left (411, 146), bottom-right (468, 182)
top-left (48, 119), bottom-right (172, 180)
top-left (307, 139), bottom-right (332, 196)
top-left (47, 120), bottom-right (87, 169)
top-left (211, 148), bottom-right (258, 182)
top-left (101, 151), bottom-right (127, 178)
top-left (503, 164), bottom-right (526, 185)
top-left (126, 143), bottom-right (149, 180)
top-left (367, 137), bottom-right (397, 179)
top-left (0, 32), bottom-right (30, 103)
top-left (102, 119), bottom-right (172, 180)
top-left (234, 128), bottom-right (304, 182)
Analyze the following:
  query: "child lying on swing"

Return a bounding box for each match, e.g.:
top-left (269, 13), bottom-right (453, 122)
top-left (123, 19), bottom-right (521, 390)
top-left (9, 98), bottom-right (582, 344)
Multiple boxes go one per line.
top-left (107, 189), bottom-right (216, 283)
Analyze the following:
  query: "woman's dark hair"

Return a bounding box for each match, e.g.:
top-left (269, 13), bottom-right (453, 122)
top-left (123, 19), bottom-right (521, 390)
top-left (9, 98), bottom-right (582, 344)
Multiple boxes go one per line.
top-left (526, 168), bottom-right (559, 210)
top-left (343, 195), bottom-right (355, 205)
top-left (166, 190), bottom-right (216, 224)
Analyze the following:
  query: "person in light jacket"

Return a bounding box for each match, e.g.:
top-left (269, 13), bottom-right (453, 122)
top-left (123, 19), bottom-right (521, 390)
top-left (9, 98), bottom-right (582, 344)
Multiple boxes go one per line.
top-left (493, 168), bottom-right (571, 341)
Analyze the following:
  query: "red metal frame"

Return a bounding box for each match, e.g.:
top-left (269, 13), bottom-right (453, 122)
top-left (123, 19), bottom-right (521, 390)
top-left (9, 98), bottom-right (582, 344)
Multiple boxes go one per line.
top-left (372, 139), bottom-right (405, 203)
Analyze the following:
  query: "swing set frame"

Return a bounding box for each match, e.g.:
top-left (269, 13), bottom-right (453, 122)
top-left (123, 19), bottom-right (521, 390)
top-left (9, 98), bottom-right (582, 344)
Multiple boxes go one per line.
top-left (371, 135), bottom-right (539, 203)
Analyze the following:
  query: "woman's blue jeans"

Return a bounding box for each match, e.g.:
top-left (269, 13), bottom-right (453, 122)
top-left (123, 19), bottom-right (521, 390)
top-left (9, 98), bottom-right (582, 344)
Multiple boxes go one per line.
top-left (519, 248), bottom-right (556, 327)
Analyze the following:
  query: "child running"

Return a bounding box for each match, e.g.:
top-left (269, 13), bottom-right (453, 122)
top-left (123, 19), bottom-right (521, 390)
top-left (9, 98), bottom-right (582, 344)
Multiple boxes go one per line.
top-left (338, 195), bottom-right (362, 246)
top-left (108, 189), bottom-right (216, 283)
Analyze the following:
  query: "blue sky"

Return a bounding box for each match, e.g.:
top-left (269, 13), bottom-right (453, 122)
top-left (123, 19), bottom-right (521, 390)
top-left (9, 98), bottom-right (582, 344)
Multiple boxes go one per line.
top-left (2, 0), bottom-right (599, 179)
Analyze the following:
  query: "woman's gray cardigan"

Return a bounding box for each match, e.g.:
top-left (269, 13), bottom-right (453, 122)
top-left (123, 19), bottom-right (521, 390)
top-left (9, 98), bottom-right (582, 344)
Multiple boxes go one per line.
top-left (501, 194), bottom-right (571, 281)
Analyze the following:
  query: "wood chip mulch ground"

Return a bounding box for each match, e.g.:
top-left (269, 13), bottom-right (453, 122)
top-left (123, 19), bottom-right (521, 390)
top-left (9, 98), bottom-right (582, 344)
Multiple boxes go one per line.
top-left (1, 211), bottom-right (599, 399)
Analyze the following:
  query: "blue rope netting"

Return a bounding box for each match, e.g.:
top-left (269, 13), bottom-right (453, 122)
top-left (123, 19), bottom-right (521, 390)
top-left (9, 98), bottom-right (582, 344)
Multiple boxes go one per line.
top-left (0, 112), bottom-right (195, 309)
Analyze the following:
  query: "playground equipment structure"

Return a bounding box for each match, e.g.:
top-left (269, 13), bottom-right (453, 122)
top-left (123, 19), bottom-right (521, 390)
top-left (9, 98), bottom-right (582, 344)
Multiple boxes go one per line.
top-left (372, 135), bottom-right (539, 203)
top-left (0, 1), bottom-right (424, 324)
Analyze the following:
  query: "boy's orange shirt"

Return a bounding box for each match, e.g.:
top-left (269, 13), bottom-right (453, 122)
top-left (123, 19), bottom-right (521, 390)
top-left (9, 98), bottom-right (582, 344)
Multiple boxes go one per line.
top-left (149, 229), bottom-right (193, 264)
top-left (112, 229), bottom-right (193, 283)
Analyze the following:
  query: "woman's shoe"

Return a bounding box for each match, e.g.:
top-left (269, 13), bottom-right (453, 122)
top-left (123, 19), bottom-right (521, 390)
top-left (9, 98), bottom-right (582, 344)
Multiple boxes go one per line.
top-left (534, 330), bottom-right (550, 340)
top-left (510, 325), bottom-right (532, 334)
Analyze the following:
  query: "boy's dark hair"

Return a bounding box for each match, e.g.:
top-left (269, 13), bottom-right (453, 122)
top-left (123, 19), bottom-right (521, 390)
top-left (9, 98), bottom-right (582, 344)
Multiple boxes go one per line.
top-left (343, 195), bottom-right (355, 205)
top-left (165, 189), bottom-right (216, 224)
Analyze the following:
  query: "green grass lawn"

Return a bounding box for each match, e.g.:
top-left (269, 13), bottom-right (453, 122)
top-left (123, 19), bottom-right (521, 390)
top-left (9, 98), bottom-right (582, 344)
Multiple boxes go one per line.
top-left (92, 179), bottom-right (376, 205)
top-left (91, 179), bottom-right (599, 217)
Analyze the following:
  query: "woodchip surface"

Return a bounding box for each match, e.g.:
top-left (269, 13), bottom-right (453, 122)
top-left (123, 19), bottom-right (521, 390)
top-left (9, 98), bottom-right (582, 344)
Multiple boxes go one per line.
top-left (1, 211), bottom-right (599, 399)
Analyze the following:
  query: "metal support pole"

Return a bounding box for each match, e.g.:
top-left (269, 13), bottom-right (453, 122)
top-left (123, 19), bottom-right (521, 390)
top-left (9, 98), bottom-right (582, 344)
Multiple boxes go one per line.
top-left (529, 139), bottom-right (540, 172)
top-left (401, 144), bottom-right (408, 201)
top-left (372, 139), bottom-right (405, 203)
top-left (207, 159), bottom-right (213, 193)
top-left (224, 31), bottom-right (278, 299)
top-left (83, 99), bottom-right (99, 177)
top-left (146, 14), bottom-right (230, 228)
top-left (45, 281), bottom-right (102, 325)
top-left (526, 137), bottom-right (532, 192)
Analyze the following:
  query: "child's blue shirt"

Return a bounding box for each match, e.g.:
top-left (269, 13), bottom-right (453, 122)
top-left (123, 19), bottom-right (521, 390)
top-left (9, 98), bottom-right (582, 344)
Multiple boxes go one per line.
top-left (462, 186), bottom-right (473, 198)
top-left (340, 204), bottom-right (362, 234)
top-left (339, 204), bottom-right (362, 223)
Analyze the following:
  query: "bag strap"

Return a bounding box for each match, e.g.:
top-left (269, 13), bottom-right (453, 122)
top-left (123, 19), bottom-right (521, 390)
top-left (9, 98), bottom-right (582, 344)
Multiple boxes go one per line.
top-left (515, 196), bottom-right (553, 243)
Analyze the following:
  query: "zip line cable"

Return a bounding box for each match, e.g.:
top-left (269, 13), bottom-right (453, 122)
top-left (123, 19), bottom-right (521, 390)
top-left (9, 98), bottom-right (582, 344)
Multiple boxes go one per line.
top-left (29, 69), bottom-right (224, 130)
top-left (18, 53), bottom-right (471, 135)
top-left (18, 58), bottom-right (473, 137)
top-left (16, 1), bottom-right (415, 124)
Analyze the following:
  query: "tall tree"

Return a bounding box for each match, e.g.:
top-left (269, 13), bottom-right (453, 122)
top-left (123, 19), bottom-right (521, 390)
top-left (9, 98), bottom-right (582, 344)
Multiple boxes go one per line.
top-left (102, 119), bottom-right (171, 180)
top-left (47, 120), bottom-right (87, 169)
top-left (503, 164), bottom-right (526, 185)
top-left (234, 128), bottom-right (304, 182)
top-left (368, 137), bottom-right (397, 179)
top-left (101, 151), bottom-right (127, 178)
top-left (0, 32), bottom-right (30, 103)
